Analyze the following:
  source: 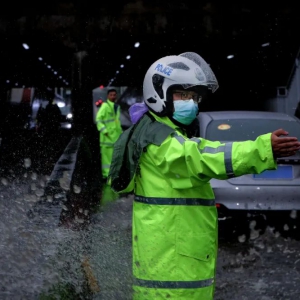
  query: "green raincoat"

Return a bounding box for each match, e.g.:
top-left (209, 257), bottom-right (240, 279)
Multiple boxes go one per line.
top-left (96, 99), bottom-right (122, 178)
top-left (108, 111), bottom-right (277, 299)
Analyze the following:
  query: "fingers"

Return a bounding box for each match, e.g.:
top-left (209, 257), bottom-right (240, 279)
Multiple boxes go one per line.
top-left (278, 147), bottom-right (300, 154)
top-left (272, 129), bottom-right (289, 137)
top-left (276, 141), bottom-right (300, 147)
top-left (276, 137), bottom-right (298, 144)
top-left (275, 145), bottom-right (300, 155)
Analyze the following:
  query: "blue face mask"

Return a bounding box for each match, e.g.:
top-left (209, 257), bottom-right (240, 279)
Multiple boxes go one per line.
top-left (173, 100), bottom-right (199, 125)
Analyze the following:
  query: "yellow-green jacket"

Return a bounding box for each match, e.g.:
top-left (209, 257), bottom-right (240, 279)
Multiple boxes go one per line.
top-left (108, 111), bottom-right (277, 300)
top-left (95, 99), bottom-right (122, 146)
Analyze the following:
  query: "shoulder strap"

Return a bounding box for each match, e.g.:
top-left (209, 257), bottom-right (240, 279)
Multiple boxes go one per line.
top-left (108, 114), bottom-right (175, 192)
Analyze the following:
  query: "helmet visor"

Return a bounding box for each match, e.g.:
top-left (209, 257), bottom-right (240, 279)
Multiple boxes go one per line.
top-left (179, 52), bottom-right (219, 93)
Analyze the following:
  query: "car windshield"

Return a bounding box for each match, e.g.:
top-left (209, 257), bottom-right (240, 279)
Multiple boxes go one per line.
top-left (205, 118), bottom-right (300, 141)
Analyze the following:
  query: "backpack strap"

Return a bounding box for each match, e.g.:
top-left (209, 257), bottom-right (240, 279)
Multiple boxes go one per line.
top-left (108, 113), bottom-right (175, 192)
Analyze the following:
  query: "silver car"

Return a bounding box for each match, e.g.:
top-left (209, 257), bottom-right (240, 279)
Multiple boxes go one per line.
top-left (198, 111), bottom-right (300, 238)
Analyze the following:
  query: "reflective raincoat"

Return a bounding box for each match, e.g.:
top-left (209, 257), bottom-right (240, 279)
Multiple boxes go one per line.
top-left (96, 99), bottom-right (122, 178)
top-left (108, 111), bottom-right (277, 299)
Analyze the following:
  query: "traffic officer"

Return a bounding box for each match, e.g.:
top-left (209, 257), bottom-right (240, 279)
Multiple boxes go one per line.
top-left (95, 88), bottom-right (122, 179)
top-left (108, 52), bottom-right (300, 299)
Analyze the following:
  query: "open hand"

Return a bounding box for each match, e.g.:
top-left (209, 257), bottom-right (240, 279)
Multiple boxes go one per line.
top-left (271, 129), bottom-right (300, 158)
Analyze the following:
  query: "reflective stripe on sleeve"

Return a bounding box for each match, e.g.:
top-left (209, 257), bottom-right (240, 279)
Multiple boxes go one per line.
top-left (97, 119), bottom-right (115, 124)
top-left (134, 277), bottom-right (215, 289)
top-left (174, 135), bottom-right (185, 144)
top-left (189, 137), bottom-right (201, 144)
top-left (103, 119), bottom-right (115, 123)
top-left (173, 135), bottom-right (201, 145)
top-left (201, 142), bottom-right (234, 177)
top-left (102, 164), bottom-right (111, 169)
top-left (135, 195), bottom-right (215, 206)
top-left (172, 133), bottom-right (234, 178)
top-left (224, 142), bottom-right (234, 177)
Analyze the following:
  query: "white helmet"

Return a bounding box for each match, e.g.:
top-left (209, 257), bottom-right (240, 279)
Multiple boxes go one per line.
top-left (143, 52), bottom-right (219, 116)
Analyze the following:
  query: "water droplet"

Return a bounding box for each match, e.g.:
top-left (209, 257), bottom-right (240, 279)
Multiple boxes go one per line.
top-left (62, 205), bottom-right (68, 211)
top-left (24, 194), bottom-right (37, 202)
top-left (290, 210), bottom-right (297, 219)
top-left (59, 177), bottom-right (69, 190)
top-left (1, 178), bottom-right (8, 185)
top-left (24, 158), bottom-right (31, 168)
top-left (73, 185), bottom-right (81, 194)
top-left (39, 180), bottom-right (45, 188)
top-left (31, 172), bottom-right (37, 180)
top-left (35, 189), bottom-right (44, 197)
top-left (31, 183), bottom-right (36, 191)
top-left (238, 234), bottom-right (246, 243)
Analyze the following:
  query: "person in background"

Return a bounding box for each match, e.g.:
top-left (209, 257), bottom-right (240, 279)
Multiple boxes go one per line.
top-left (108, 52), bottom-right (300, 300)
top-left (95, 89), bottom-right (123, 180)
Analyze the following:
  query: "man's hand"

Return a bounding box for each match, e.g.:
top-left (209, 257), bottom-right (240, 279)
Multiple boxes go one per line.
top-left (271, 129), bottom-right (300, 158)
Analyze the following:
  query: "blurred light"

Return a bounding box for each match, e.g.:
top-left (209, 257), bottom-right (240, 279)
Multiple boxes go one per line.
top-left (134, 42), bottom-right (140, 48)
top-left (15, 83), bottom-right (18, 86)
top-left (126, 55), bottom-right (131, 59)
top-left (227, 55), bottom-right (234, 59)
top-left (100, 85), bottom-right (104, 89)
top-left (38, 57), bottom-right (43, 61)
top-left (66, 124), bottom-right (72, 129)
top-left (47, 65), bottom-right (51, 68)
top-left (67, 113), bottom-right (73, 119)
top-left (116, 70), bottom-right (119, 73)
top-left (6, 80), bottom-right (10, 83)
top-left (66, 82), bottom-right (69, 85)
top-left (262, 42), bottom-right (270, 47)
top-left (59, 76), bottom-right (62, 79)
top-left (57, 101), bottom-right (65, 108)
top-left (54, 71), bottom-right (57, 75)
top-left (120, 64), bottom-right (124, 68)
top-left (22, 43), bottom-right (29, 50)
